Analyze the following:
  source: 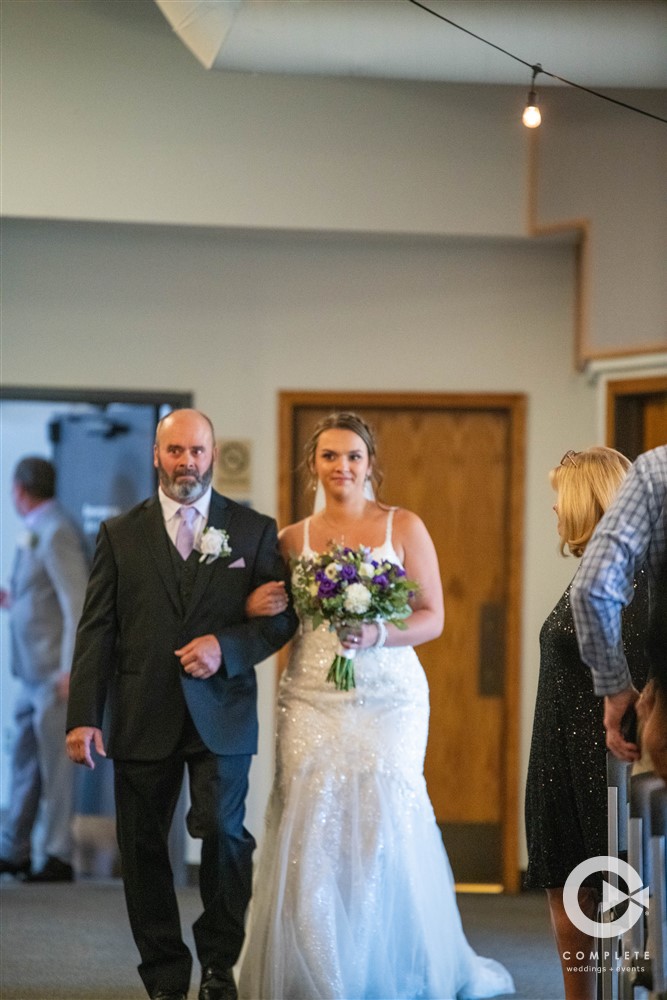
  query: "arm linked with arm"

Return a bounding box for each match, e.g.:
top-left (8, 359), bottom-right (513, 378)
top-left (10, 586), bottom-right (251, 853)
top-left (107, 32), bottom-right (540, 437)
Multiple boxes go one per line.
top-left (216, 519), bottom-right (298, 679)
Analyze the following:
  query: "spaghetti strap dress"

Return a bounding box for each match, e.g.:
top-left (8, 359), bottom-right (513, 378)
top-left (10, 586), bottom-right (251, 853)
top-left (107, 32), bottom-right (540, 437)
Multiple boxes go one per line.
top-left (239, 510), bottom-right (515, 1000)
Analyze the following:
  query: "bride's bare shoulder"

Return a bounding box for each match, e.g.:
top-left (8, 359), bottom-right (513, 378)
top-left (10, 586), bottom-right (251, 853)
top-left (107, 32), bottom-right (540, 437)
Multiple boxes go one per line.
top-left (388, 506), bottom-right (420, 525)
top-left (391, 507), bottom-right (429, 540)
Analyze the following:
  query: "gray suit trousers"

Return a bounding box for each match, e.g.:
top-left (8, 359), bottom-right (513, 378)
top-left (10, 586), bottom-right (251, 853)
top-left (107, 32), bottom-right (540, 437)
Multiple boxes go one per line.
top-left (0, 676), bottom-right (74, 865)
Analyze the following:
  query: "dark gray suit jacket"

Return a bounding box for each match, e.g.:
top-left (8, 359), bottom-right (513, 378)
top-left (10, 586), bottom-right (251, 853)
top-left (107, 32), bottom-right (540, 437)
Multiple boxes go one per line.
top-left (67, 490), bottom-right (297, 759)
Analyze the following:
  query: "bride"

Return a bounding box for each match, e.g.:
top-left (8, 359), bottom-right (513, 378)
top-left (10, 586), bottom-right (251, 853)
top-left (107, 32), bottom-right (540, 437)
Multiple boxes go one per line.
top-left (238, 412), bottom-right (514, 1000)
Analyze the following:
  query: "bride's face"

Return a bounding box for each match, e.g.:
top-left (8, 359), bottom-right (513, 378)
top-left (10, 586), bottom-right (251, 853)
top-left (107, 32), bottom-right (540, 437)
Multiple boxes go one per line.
top-left (313, 429), bottom-right (371, 502)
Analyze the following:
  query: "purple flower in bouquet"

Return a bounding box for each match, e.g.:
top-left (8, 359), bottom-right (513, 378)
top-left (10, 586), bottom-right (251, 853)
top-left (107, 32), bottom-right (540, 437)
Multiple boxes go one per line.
top-left (290, 544), bottom-right (419, 691)
top-left (317, 578), bottom-right (339, 598)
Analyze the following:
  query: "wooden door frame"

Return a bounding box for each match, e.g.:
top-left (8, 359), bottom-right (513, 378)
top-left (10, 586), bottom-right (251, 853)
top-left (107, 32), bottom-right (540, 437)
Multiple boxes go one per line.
top-left (279, 390), bottom-right (526, 892)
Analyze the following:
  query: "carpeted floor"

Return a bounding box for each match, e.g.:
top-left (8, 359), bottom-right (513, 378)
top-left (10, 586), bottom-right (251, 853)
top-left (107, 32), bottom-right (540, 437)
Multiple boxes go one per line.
top-left (0, 878), bottom-right (562, 1000)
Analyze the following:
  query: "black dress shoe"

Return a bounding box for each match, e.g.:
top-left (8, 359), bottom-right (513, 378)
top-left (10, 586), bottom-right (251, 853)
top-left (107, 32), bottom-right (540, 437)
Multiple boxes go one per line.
top-left (199, 966), bottom-right (238, 1000)
top-left (24, 856), bottom-right (74, 882)
top-left (0, 857), bottom-right (31, 878)
top-left (151, 992), bottom-right (187, 1000)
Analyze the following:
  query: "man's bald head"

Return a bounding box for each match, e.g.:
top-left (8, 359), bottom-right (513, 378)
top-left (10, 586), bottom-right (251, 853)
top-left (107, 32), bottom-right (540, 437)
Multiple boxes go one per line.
top-left (153, 409), bottom-right (217, 503)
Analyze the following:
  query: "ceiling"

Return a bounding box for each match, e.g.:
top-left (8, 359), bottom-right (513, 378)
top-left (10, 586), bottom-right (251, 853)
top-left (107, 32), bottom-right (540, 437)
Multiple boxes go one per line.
top-left (153, 0), bottom-right (667, 89)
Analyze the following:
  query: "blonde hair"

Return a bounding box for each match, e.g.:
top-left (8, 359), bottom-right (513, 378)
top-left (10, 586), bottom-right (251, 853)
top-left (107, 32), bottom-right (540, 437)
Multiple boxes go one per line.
top-left (550, 446), bottom-right (631, 557)
top-left (304, 412), bottom-right (384, 496)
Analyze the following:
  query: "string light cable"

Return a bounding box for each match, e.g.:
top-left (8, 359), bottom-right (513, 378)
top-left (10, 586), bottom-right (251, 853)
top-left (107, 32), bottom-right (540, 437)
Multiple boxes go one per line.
top-left (406, 0), bottom-right (667, 125)
top-left (522, 64), bottom-right (542, 128)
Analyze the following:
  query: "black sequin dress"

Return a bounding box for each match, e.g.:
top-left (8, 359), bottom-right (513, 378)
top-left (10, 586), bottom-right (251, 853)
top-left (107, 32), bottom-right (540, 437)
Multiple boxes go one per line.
top-left (525, 572), bottom-right (649, 889)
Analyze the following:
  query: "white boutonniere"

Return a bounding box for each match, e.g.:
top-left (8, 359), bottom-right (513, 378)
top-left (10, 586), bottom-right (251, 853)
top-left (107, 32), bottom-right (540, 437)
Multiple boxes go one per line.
top-left (17, 530), bottom-right (38, 550)
top-left (198, 526), bottom-right (232, 564)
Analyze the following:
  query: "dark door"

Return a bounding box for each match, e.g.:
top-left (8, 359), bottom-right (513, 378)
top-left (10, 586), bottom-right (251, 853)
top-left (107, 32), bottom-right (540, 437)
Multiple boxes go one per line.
top-left (607, 376), bottom-right (667, 457)
top-left (50, 405), bottom-right (158, 560)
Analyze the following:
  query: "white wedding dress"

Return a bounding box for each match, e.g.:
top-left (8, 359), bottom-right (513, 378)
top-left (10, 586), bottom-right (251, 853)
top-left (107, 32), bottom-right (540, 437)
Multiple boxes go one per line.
top-left (239, 512), bottom-right (514, 1000)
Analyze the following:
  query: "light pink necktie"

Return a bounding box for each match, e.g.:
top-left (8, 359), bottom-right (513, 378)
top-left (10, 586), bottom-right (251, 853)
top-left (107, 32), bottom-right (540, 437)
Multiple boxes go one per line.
top-left (175, 506), bottom-right (197, 560)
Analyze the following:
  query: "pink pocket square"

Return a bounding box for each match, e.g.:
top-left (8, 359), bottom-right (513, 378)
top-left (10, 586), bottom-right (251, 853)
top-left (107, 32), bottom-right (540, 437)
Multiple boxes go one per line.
top-left (229, 557), bottom-right (246, 569)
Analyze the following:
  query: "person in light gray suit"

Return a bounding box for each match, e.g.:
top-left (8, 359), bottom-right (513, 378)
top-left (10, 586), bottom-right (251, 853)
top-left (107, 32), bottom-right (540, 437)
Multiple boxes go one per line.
top-left (0, 456), bottom-right (89, 881)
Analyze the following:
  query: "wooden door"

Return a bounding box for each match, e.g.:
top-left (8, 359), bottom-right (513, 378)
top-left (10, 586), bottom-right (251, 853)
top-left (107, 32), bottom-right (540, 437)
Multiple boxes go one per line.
top-left (279, 392), bottom-right (525, 891)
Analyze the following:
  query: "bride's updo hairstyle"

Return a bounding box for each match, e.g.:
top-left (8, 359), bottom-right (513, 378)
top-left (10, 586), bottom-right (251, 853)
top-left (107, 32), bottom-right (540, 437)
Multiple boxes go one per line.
top-left (550, 445), bottom-right (630, 558)
top-left (304, 411), bottom-right (384, 497)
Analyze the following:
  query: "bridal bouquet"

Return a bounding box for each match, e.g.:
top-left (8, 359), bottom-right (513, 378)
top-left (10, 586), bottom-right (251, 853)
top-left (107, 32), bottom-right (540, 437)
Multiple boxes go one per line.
top-left (291, 544), bottom-right (418, 691)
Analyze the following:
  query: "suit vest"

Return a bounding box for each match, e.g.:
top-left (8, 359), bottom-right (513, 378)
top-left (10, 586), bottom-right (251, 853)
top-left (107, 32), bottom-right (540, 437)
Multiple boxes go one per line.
top-left (166, 535), bottom-right (202, 613)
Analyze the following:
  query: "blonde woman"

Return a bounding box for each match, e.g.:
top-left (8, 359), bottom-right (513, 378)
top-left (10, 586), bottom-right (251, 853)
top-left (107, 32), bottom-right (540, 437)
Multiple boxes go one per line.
top-left (525, 447), bottom-right (649, 1000)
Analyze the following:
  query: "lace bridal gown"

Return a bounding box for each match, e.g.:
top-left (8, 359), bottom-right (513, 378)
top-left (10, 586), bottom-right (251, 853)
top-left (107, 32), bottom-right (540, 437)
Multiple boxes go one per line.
top-left (239, 512), bottom-right (514, 1000)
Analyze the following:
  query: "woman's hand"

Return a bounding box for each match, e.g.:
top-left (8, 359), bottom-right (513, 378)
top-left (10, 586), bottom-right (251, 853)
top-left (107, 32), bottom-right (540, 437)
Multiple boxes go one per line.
top-left (245, 581), bottom-right (288, 618)
top-left (638, 680), bottom-right (667, 782)
top-left (604, 687), bottom-right (641, 762)
top-left (338, 622), bottom-right (381, 651)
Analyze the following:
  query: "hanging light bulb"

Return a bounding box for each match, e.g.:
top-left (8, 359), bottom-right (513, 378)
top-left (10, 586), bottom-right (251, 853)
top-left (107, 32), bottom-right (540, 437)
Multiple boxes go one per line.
top-left (522, 91), bottom-right (541, 128)
top-left (522, 64), bottom-right (542, 128)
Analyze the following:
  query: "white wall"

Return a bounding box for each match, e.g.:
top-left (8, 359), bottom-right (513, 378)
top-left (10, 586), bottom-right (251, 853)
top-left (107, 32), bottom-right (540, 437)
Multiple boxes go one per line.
top-left (4, 218), bottom-right (595, 862)
top-left (3, 1), bottom-right (664, 359)
top-left (1, 0), bottom-right (525, 237)
top-left (536, 87), bottom-right (667, 356)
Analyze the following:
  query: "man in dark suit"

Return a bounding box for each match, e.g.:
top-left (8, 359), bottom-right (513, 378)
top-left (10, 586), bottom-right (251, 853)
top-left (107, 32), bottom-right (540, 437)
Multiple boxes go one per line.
top-left (0, 457), bottom-right (89, 882)
top-left (66, 409), bottom-right (297, 1000)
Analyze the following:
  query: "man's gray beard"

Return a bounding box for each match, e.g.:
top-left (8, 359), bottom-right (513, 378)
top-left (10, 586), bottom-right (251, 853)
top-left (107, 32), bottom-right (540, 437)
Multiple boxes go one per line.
top-left (158, 460), bottom-right (213, 502)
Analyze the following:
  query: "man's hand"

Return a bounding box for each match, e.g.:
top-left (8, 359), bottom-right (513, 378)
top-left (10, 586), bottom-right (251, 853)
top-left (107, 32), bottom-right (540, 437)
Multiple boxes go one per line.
top-left (66, 727), bottom-right (106, 769)
top-left (604, 687), bottom-right (641, 762)
top-left (0, 588), bottom-right (11, 610)
top-left (245, 581), bottom-right (288, 618)
top-left (638, 681), bottom-right (667, 783)
top-left (175, 634), bottom-right (222, 679)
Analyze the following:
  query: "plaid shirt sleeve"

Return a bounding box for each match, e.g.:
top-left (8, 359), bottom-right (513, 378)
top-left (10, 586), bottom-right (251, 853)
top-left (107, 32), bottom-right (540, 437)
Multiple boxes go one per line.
top-left (571, 448), bottom-right (667, 696)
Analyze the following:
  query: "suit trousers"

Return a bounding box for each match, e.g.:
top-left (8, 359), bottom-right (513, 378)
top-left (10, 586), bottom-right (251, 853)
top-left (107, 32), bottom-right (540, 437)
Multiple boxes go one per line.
top-left (113, 726), bottom-right (255, 996)
top-left (0, 677), bottom-right (74, 865)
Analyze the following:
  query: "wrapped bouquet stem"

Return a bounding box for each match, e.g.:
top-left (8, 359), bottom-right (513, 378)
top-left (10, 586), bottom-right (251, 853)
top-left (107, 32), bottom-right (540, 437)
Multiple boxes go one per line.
top-left (291, 545), bottom-right (418, 691)
top-left (329, 622), bottom-right (362, 691)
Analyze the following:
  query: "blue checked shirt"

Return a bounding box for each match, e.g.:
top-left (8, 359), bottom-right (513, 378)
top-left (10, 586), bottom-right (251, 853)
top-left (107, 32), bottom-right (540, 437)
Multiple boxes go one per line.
top-left (571, 445), bottom-right (667, 696)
